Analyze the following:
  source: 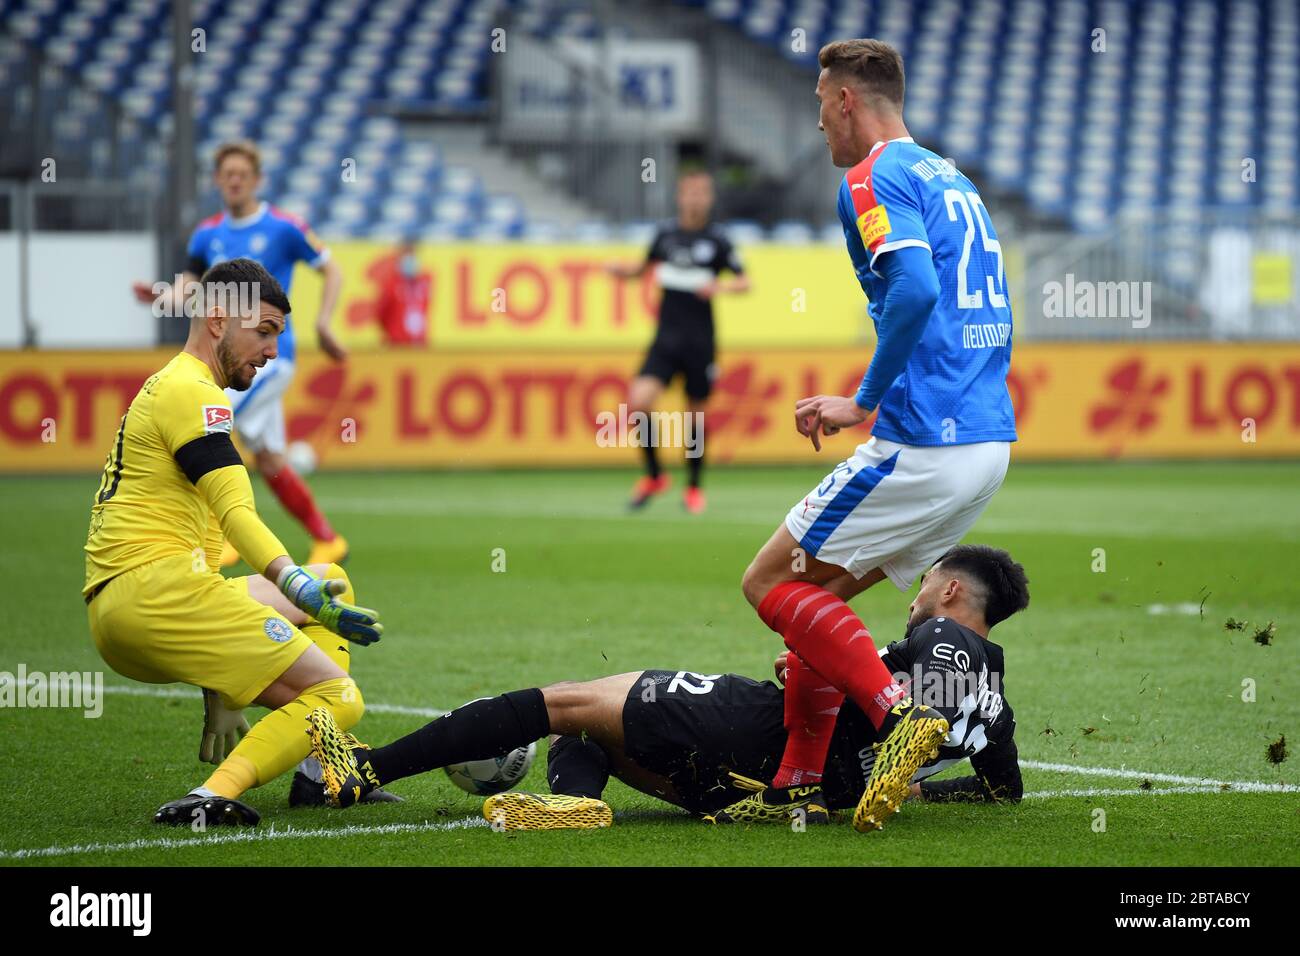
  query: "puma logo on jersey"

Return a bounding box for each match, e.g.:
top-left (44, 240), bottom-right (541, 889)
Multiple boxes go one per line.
top-left (203, 405), bottom-right (233, 434)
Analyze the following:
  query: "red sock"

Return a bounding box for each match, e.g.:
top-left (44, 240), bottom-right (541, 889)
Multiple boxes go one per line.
top-left (772, 652), bottom-right (844, 787)
top-left (264, 465), bottom-right (335, 541)
top-left (758, 581), bottom-right (906, 730)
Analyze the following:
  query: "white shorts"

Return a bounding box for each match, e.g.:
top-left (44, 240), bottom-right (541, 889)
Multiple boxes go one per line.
top-left (784, 436), bottom-right (1010, 591)
top-left (226, 357), bottom-right (295, 454)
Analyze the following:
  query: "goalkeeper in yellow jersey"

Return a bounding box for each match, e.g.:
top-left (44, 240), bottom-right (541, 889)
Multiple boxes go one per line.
top-left (84, 257), bottom-right (383, 827)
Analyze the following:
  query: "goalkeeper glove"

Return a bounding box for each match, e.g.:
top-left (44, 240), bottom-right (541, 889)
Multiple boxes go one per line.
top-left (200, 689), bottom-right (250, 765)
top-left (276, 565), bottom-right (383, 645)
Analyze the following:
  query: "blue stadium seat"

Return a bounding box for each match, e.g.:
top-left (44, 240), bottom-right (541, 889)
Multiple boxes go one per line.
top-left (688, 0), bottom-right (1299, 230)
top-left (724, 219), bottom-right (766, 245)
top-left (769, 220), bottom-right (814, 243)
top-left (5, 0), bottom-right (1295, 237)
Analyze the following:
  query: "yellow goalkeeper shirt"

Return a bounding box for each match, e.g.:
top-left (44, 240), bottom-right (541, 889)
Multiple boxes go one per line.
top-left (83, 350), bottom-right (287, 596)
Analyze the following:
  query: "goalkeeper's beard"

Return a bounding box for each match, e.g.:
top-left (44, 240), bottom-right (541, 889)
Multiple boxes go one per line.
top-left (218, 334), bottom-right (255, 391)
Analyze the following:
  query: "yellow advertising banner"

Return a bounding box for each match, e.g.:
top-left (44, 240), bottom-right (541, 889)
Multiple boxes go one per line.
top-left (2, 344), bottom-right (1299, 473)
top-left (291, 242), bottom-right (874, 350)
top-left (1252, 253), bottom-right (1294, 306)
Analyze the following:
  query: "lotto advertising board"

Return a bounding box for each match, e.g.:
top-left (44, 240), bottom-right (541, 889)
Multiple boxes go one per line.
top-left (1, 344), bottom-right (1298, 472)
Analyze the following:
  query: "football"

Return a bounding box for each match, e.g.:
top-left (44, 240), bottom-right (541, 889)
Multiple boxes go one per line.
top-left (286, 440), bottom-right (318, 476)
top-left (444, 742), bottom-right (537, 796)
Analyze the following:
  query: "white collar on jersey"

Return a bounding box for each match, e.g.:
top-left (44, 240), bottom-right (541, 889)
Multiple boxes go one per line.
top-left (224, 201), bottom-right (269, 228)
top-left (869, 136), bottom-right (915, 155)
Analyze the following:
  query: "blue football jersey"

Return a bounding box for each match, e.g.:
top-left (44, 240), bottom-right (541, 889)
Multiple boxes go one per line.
top-left (186, 202), bottom-right (329, 362)
top-left (837, 138), bottom-right (1017, 446)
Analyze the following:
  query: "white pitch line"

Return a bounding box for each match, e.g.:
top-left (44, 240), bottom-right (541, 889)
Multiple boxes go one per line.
top-left (69, 686), bottom-right (1300, 790)
top-left (314, 496), bottom-right (1297, 540)
top-left (0, 818), bottom-right (487, 861)
top-left (1023, 785), bottom-right (1223, 799)
top-left (0, 786), bottom-right (1259, 860)
top-left (92, 687), bottom-right (1300, 792)
top-left (320, 496), bottom-right (775, 526)
top-left (4, 685), bottom-right (1294, 861)
top-left (1021, 760), bottom-right (1299, 794)
top-left (92, 682), bottom-right (448, 718)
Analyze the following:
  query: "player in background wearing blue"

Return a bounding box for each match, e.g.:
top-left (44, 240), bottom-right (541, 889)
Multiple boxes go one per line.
top-left (133, 141), bottom-right (349, 571)
top-left (714, 39), bottom-right (1018, 831)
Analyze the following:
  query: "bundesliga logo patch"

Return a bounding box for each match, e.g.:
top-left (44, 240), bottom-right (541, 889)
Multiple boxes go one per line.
top-left (857, 204), bottom-right (891, 248)
top-left (264, 618), bottom-right (293, 643)
top-left (203, 405), bottom-right (233, 434)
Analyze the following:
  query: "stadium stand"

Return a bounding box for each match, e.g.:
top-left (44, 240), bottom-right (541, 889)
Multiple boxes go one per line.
top-left (2, 0), bottom-right (1296, 236)
top-left (690, 0), bottom-right (1299, 230)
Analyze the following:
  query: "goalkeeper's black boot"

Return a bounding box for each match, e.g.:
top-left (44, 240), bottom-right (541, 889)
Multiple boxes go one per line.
top-left (703, 772), bottom-right (830, 825)
top-left (153, 792), bottom-right (260, 827)
top-left (288, 770), bottom-right (404, 808)
top-left (853, 698), bottom-right (949, 833)
top-left (307, 707), bottom-right (380, 808)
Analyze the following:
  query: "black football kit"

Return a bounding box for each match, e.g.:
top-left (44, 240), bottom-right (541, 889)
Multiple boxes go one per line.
top-left (615, 616), bottom-right (1021, 814)
top-left (637, 221), bottom-right (745, 400)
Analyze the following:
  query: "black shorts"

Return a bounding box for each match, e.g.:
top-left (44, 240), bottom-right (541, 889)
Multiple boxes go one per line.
top-left (638, 325), bottom-right (716, 400)
top-left (621, 670), bottom-right (786, 814)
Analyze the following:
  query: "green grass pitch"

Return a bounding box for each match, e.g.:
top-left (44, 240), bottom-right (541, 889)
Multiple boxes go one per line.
top-left (1, 461), bottom-right (1296, 866)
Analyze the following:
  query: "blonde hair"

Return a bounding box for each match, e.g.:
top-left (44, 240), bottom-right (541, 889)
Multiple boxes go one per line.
top-left (213, 140), bottom-right (261, 174)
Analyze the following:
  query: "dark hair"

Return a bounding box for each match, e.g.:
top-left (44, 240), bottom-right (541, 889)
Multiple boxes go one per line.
top-left (818, 38), bottom-right (906, 110)
top-left (198, 258), bottom-right (291, 319)
top-left (933, 544), bottom-right (1029, 627)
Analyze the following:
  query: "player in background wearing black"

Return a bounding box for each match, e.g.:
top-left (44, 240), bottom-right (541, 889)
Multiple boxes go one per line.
top-left (606, 170), bottom-right (750, 514)
top-left (306, 544), bottom-right (1026, 829)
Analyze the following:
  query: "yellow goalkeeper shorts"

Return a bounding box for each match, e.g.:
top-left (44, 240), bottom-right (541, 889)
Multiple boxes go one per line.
top-left (87, 554), bottom-right (314, 709)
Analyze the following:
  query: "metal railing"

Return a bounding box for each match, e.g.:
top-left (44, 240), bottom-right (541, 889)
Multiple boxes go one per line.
top-left (0, 36), bottom-right (164, 185)
top-left (1015, 210), bottom-right (1300, 340)
top-left (1, 180), bottom-right (159, 347)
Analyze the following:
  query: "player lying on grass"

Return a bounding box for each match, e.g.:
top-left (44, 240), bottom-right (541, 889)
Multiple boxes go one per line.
top-left (306, 544), bottom-right (1027, 830)
top-left (84, 257), bottom-right (383, 827)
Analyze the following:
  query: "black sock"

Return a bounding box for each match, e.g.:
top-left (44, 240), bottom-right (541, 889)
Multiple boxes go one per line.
top-left (642, 441), bottom-right (661, 480)
top-left (686, 447), bottom-right (703, 488)
top-left (365, 689), bottom-right (550, 785)
top-left (547, 734), bottom-right (610, 799)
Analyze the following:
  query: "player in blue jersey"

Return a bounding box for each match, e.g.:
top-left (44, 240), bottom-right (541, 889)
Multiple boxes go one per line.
top-left (715, 39), bottom-right (1017, 832)
top-left (132, 141), bottom-right (349, 570)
